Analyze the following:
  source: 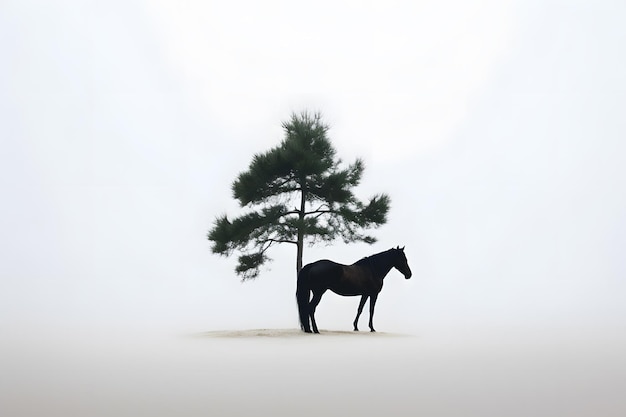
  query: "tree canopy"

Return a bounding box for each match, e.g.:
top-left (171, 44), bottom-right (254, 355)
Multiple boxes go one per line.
top-left (208, 111), bottom-right (390, 280)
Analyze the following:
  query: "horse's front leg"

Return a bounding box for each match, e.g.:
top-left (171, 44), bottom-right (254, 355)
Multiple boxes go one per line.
top-left (368, 293), bottom-right (379, 332)
top-left (353, 295), bottom-right (368, 331)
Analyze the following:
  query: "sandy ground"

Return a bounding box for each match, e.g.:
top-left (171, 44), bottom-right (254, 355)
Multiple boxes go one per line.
top-left (2, 326), bottom-right (625, 417)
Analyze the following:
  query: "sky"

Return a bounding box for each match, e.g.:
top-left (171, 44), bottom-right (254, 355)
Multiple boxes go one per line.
top-left (1, 0), bottom-right (625, 338)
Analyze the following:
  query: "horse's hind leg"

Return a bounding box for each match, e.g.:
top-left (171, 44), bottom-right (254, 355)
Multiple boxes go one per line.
top-left (353, 295), bottom-right (368, 331)
top-left (309, 290), bottom-right (325, 334)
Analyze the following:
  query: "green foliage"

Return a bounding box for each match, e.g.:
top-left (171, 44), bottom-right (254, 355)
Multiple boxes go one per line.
top-left (208, 111), bottom-right (391, 280)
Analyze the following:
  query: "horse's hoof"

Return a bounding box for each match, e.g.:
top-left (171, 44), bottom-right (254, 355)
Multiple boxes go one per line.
top-left (370, 329), bottom-right (376, 332)
top-left (304, 329), bottom-right (312, 333)
top-left (354, 328), bottom-right (359, 332)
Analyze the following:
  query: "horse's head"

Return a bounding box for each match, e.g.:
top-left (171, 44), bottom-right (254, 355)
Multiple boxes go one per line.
top-left (392, 246), bottom-right (412, 279)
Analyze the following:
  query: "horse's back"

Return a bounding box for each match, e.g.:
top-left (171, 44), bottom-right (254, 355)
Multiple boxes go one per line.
top-left (300, 260), bottom-right (344, 288)
top-left (303, 259), bottom-right (343, 276)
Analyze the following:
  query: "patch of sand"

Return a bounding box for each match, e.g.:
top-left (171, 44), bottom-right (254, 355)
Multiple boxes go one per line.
top-left (194, 328), bottom-right (411, 338)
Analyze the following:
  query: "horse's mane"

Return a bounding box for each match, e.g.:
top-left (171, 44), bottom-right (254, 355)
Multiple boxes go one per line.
top-left (354, 248), bottom-right (394, 266)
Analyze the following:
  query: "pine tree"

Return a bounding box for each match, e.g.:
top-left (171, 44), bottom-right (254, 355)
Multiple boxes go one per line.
top-left (208, 111), bottom-right (390, 280)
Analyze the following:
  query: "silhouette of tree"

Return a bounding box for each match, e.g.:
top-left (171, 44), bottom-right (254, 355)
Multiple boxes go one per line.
top-left (208, 111), bottom-right (390, 280)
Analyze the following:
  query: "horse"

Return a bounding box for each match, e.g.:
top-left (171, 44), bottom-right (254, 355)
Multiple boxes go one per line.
top-left (296, 246), bottom-right (412, 333)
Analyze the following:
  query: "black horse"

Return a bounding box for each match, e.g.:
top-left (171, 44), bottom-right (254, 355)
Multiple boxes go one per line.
top-left (296, 246), bottom-right (412, 333)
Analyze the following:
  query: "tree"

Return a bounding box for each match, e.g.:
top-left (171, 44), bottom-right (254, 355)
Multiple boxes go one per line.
top-left (208, 111), bottom-right (390, 280)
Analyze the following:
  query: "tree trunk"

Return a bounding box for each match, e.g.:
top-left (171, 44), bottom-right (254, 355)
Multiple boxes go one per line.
top-left (296, 237), bottom-right (303, 275)
top-left (296, 179), bottom-right (307, 275)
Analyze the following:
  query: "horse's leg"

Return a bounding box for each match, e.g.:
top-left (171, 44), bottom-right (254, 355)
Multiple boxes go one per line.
top-left (368, 293), bottom-right (379, 332)
top-left (353, 295), bottom-right (368, 331)
top-left (309, 290), bottom-right (325, 334)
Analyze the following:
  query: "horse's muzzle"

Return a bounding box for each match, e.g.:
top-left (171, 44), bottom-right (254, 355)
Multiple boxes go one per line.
top-left (404, 270), bottom-right (412, 279)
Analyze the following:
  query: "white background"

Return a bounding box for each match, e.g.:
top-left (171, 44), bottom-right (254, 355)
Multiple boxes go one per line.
top-left (2, 0), bottom-right (625, 340)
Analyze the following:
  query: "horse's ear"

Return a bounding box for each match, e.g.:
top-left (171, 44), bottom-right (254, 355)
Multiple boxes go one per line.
top-left (400, 246), bottom-right (405, 251)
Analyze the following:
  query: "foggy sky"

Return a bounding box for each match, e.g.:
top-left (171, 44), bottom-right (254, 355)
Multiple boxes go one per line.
top-left (1, 0), bottom-right (625, 338)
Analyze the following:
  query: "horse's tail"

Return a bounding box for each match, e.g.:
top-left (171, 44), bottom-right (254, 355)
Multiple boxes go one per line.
top-left (296, 264), bottom-right (313, 332)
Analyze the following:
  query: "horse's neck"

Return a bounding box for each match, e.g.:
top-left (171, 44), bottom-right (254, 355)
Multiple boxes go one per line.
top-left (367, 252), bottom-right (395, 279)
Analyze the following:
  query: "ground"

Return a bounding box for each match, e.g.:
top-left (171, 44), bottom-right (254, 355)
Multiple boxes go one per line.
top-left (2, 326), bottom-right (625, 417)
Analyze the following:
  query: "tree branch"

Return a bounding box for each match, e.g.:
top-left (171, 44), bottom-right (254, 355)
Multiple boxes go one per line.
top-left (259, 237), bottom-right (297, 257)
top-left (304, 208), bottom-right (336, 219)
top-left (262, 238), bottom-right (298, 245)
top-left (308, 203), bottom-right (330, 213)
top-left (280, 210), bottom-right (300, 217)
top-left (268, 175), bottom-right (298, 193)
